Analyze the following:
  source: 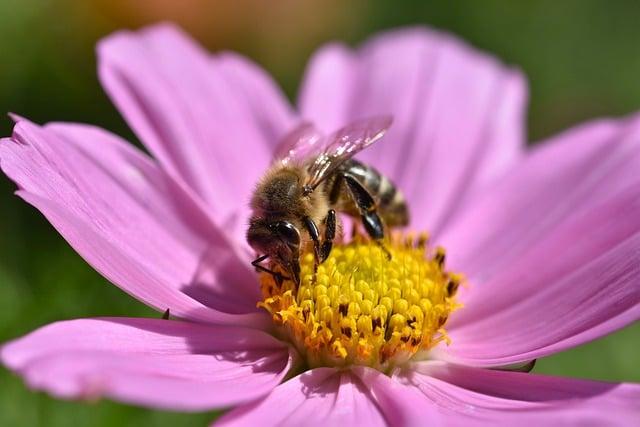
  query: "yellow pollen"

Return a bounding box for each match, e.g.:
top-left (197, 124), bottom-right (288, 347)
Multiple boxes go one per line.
top-left (257, 233), bottom-right (462, 372)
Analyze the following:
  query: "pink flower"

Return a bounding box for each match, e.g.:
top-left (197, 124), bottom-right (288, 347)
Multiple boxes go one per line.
top-left (2, 23), bottom-right (639, 425)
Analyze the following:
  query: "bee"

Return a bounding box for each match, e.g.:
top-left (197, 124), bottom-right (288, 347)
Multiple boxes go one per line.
top-left (247, 116), bottom-right (409, 285)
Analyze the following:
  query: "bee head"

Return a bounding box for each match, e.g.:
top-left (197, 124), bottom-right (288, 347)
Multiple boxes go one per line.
top-left (247, 218), bottom-right (301, 255)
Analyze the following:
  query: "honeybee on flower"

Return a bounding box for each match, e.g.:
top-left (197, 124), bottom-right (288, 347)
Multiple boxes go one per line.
top-left (1, 24), bottom-right (639, 426)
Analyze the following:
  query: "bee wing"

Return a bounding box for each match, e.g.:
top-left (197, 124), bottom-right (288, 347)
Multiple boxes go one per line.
top-left (274, 122), bottom-right (325, 166)
top-left (305, 115), bottom-right (393, 190)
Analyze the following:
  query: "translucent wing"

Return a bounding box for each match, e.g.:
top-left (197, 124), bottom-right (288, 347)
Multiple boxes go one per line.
top-left (274, 122), bottom-right (324, 166)
top-left (305, 115), bottom-right (393, 191)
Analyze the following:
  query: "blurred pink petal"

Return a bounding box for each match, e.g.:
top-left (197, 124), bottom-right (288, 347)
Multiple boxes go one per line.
top-left (0, 120), bottom-right (265, 326)
top-left (98, 23), bottom-right (295, 228)
top-left (436, 183), bottom-right (640, 366)
top-left (1, 318), bottom-right (294, 411)
top-left (216, 51), bottom-right (294, 148)
top-left (217, 368), bottom-right (386, 426)
top-left (299, 28), bottom-right (527, 233)
top-left (400, 362), bottom-right (640, 425)
top-left (297, 44), bottom-right (353, 135)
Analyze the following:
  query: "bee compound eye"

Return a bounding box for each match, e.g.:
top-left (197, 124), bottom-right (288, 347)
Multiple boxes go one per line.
top-left (276, 221), bottom-right (300, 246)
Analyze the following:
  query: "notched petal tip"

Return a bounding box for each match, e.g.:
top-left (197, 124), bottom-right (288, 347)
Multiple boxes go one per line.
top-left (7, 112), bottom-right (27, 124)
top-left (5, 118), bottom-right (42, 146)
top-left (96, 21), bottom-right (203, 69)
top-left (96, 20), bottom-right (185, 53)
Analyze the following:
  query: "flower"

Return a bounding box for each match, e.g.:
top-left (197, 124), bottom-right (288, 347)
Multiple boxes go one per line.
top-left (1, 23), bottom-right (639, 425)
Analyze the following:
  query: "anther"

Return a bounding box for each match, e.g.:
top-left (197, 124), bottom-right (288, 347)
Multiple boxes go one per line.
top-left (372, 317), bottom-right (382, 331)
top-left (438, 314), bottom-right (449, 327)
top-left (404, 232), bottom-right (416, 248)
top-left (433, 247), bottom-right (446, 267)
top-left (338, 303), bottom-right (349, 316)
top-left (417, 232), bottom-right (429, 249)
top-left (446, 279), bottom-right (460, 297)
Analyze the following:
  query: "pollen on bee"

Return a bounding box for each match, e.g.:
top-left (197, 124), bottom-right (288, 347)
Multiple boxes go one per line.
top-left (256, 233), bottom-right (462, 372)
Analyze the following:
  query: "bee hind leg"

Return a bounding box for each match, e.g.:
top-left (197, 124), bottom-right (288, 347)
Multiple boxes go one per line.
top-left (362, 211), bottom-right (392, 260)
top-left (342, 173), bottom-right (392, 261)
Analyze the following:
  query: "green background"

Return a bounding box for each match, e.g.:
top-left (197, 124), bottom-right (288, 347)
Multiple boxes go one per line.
top-left (1, 1), bottom-right (639, 425)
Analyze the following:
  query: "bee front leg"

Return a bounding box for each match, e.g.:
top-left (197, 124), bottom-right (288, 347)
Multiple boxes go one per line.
top-left (304, 210), bottom-right (337, 267)
top-left (319, 209), bottom-right (336, 262)
top-left (342, 173), bottom-right (391, 260)
top-left (251, 254), bottom-right (290, 286)
top-left (303, 216), bottom-right (322, 273)
top-left (287, 246), bottom-right (302, 288)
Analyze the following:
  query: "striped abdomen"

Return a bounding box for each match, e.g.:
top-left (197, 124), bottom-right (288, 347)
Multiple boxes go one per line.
top-left (328, 159), bottom-right (410, 227)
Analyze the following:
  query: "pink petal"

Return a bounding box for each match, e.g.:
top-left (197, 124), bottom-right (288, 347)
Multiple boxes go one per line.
top-left (437, 184), bottom-right (640, 366)
top-left (299, 27), bottom-right (527, 233)
top-left (441, 113), bottom-right (640, 284)
top-left (400, 362), bottom-right (640, 425)
top-left (354, 367), bottom-right (441, 426)
top-left (1, 318), bottom-right (294, 411)
top-left (434, 116), bottom-right (640, 366)
top-left (217, 368), bottom-right (386, 426)
top-left (0, 119), bottom-right (266, 327)
top-left (216, 51), bottom-right (294, 148)
top-left (98, 23), bottom-right (295, 232)
top-left (297, 44), bottom-right (355, 134)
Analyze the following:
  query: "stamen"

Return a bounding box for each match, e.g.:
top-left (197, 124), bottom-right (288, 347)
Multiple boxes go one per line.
top-left (257, 232), bottom-right (462, 372)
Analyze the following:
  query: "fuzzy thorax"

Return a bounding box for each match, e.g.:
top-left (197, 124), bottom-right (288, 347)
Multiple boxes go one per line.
top-left (258, 233), bottom-right (462, 372)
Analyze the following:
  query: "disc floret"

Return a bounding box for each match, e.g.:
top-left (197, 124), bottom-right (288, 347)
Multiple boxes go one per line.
top-left (258, 233), bottom-right (461, 372)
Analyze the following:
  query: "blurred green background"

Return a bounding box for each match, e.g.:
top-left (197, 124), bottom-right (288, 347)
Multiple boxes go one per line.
top-left (1, 0), bottom-right (639, 425)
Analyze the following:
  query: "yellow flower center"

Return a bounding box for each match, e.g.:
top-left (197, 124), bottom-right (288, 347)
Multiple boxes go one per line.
top-left (258, 233), bottom-right (461, 372)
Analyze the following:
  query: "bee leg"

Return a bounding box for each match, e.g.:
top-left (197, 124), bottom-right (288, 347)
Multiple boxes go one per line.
top-left (362, 212), bottom-right (391, 260)
top-left (290, 261), bottom-right (301, 288)
top-left (343, 174), bottom-right (392, 260)
top-left (303, 216), bottom-right (322, 272)
top-left (287, 247), bottom-right (302, 289)
top-left (251, 254), bottom-right (290, 284)
top-left (319, 209), bottom-right (336, 262)
top-left (374, 237), bottom-right (392, 260)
